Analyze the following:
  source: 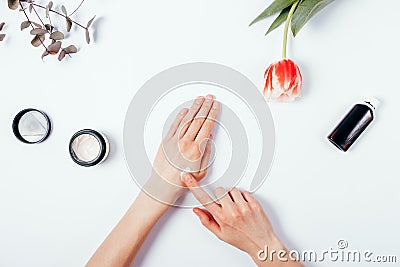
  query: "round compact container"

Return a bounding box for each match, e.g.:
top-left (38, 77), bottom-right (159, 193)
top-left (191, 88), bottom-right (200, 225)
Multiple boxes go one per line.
top-left (12, 108), bottom-right (52, 144)
top-left (69, 129), bottom-right (110, 167)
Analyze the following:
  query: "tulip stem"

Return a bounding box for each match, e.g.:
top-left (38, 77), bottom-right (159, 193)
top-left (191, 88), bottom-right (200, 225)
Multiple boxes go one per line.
top-left (282, 0), bottom-right (300, 58)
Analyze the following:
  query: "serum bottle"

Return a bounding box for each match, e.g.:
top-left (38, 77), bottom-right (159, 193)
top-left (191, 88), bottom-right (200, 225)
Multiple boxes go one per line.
top-left (327, 98), bottom-right (379, 152)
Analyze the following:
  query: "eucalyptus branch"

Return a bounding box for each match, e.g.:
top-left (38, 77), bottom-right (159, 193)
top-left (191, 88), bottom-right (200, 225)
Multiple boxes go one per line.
top-left (31, 4), bottom-right (47, 29)
top-left (8, 0), bottom-right (95, 61)
top-left (19, 1), bottom-right (49, 51)
top-left (32, 3), bottom-right (88, 30)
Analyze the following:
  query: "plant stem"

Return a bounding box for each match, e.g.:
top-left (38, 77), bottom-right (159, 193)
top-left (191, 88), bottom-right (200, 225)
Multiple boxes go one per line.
top-left (32, 3), bottom-right (88, 30)
top-left (31, 5), bottom-right (52, 35)
top-left (282, 0), bottom-right (299, 58)
top-left (31, 5), bottom-right (46, 28)
top-left (69, 0), bottom-right (86, 17)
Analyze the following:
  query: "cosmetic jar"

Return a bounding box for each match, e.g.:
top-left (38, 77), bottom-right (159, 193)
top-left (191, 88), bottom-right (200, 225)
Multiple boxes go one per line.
top-left (69, 129), bottom-right (110, 167)
top-left (12, 108), bottom-right (51, 144)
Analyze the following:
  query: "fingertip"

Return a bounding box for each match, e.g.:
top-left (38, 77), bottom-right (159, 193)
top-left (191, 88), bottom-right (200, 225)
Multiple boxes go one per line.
top-left (193, 208), bottom-right (208, 223)
top-left (195, 96), bottom-right (204, 104)
top-left (206, 94), bottom-right (214, 100)
top-left (242, 191), bottom-right (257, 202)
top-left (193, 207), bottom-right (202, 216)
top-left (180, 108), bottom-right (189, 115)
top-left (193, 208), bottom-right (200, 217)
top-left (183, 173), bottom-right (196, 186)
top-left (212, 101), bottom-right (220, 109)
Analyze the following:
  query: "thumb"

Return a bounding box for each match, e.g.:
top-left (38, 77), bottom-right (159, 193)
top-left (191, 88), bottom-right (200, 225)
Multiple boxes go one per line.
top-left (193, 208), bottom-right (220, 236)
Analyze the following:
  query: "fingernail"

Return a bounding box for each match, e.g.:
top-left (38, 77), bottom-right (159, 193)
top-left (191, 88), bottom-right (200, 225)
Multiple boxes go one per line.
top-left (180, 109), bottom-right (188, 115)
top-left (212, 101), bottom-right (219, 109)
top-left (195, 97), bottom-right (203, 104)
top-left (205, 95), bottom-right (213, 102)
top-left (184, 174), bottom-right (192, 183)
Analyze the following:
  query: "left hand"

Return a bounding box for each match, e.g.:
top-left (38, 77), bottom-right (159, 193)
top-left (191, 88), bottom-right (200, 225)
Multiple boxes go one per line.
top-left (145, 94), bottom-right (220, 203)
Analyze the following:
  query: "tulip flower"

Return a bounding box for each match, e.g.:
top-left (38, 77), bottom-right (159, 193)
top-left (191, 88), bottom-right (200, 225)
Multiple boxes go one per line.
top-left (263, 0), bottom-right (303, 102)
top-left (264, 59), bottom-right (302, 102)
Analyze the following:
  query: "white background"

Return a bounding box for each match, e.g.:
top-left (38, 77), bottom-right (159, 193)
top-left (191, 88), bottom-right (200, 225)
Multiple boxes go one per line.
top-left (1, 0), bottom-right (399, 266)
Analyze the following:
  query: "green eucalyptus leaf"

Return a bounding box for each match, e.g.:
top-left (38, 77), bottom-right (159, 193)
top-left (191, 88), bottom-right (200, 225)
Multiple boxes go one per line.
top-left (291, 0), bottom-right (334, 37)
top-left (266, 6), bottom-right (290, 35)
top-left (250, 0), bottom-right (298, 26)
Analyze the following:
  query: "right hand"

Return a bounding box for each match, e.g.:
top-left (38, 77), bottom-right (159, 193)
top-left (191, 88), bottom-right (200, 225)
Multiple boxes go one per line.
top-left (183, 173), bottom-right (304, 267)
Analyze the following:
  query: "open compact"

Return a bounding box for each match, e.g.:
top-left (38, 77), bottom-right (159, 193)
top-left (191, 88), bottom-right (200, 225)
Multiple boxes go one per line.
top-left (12, 108), bottom-right (52, 144)
top-left (69, 129), bottom-right (110, 167)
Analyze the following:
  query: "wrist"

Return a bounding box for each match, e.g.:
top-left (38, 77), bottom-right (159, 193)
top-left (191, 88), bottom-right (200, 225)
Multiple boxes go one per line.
top-left (143, 174), bottom-right (185, 206)
top-left (249, 232), bottom-right (287, 265)
top-left (268, 233), bottom-right (285, 250)
top-left (134, 190), bottom-right (171, 214)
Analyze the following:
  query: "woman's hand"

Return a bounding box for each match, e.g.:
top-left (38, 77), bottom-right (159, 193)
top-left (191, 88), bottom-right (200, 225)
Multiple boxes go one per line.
top-left (183, 173), bottom-right (304, 267)
top-left (87, 95), bottom-right (221, 267)
top-left (145, 94), bottom-right (220, 204)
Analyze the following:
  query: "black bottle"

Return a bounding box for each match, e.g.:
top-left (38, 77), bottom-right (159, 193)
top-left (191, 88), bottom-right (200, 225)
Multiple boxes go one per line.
top-left (328, 98), bottom-right (379, 152)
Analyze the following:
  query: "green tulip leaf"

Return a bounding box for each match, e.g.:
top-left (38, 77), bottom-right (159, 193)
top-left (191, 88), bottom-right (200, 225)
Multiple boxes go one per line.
top-left (291, 0), bottom-right (334, 37)
top-left (250, 0), bottom-right (298, 26)
top-left (265, 6), bottom-right (290, 35)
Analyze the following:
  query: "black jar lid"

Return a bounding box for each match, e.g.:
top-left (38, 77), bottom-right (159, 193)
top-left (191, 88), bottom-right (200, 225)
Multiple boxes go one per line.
top-left (69, 129), bottom-right (109, 167)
